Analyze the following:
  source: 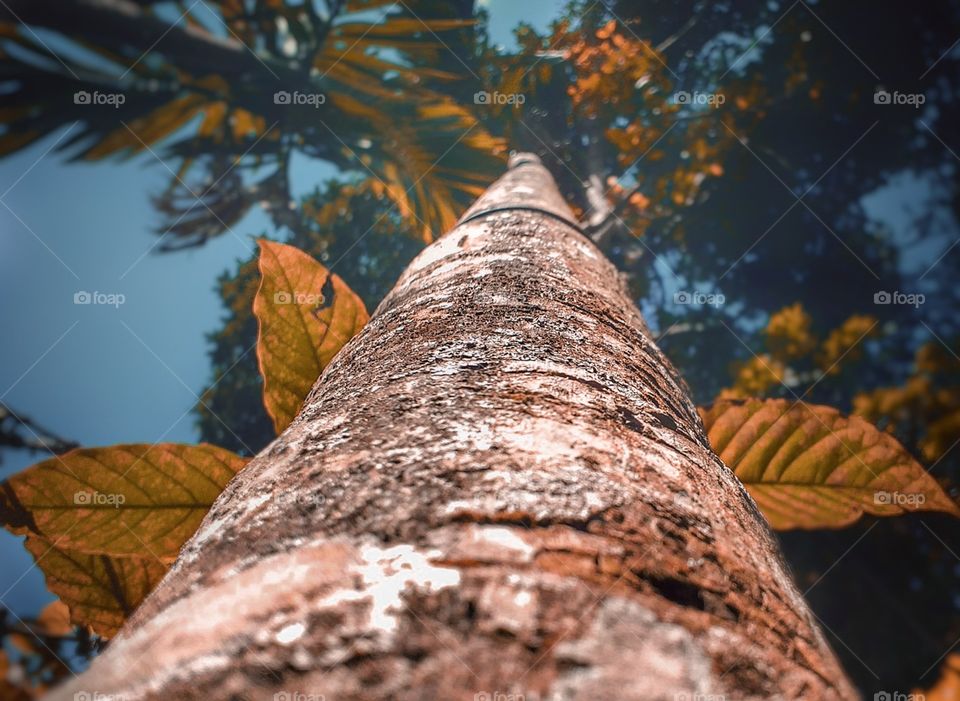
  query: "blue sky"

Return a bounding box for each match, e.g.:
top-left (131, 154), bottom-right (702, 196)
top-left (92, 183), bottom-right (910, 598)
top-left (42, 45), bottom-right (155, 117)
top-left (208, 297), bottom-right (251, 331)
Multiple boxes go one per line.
top-left (0, 0), bottom-right (565, 619)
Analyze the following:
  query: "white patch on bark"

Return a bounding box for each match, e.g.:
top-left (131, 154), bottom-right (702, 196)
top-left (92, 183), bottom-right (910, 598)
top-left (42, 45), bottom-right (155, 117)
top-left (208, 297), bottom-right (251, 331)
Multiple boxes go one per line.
top-left (452, 420), bottom-right (496, 451)
top-left (572, 237), bottom-right (599, 259)
top-left (473, 526), bottom-right (535, 558)
top-left (320, 543), bottom-right (461, 637)
top-left (275, 622), bottom-right (306, 644)
top-left (437, 524), bottom-right (537, 564)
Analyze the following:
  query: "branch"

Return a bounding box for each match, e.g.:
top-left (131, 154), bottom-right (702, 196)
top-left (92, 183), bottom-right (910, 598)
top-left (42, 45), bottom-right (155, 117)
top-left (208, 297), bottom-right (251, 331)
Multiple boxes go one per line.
top-left (0, 403), bottom-right (78, 458)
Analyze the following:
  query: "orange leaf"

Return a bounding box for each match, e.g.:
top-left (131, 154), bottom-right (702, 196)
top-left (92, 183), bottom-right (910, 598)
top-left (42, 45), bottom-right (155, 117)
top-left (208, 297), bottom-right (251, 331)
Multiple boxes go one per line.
top-left (34, 600), bottom-right (72, 636)
top-left (0, 443), bottom-right (248, 558)
top-left (700, 398), bottom-right (960, 529)
top-left (254, 240), bottom-right (369, 433)
top-left (919, 653), bottom-right (960, 701)
top-left (23, 536), bottom-right (167, 638)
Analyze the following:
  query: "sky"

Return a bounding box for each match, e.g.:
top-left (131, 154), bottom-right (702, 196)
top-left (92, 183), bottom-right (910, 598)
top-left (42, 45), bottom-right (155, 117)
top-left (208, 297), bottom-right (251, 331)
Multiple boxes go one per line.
top-left (0, 0), bottom-right (566, 621)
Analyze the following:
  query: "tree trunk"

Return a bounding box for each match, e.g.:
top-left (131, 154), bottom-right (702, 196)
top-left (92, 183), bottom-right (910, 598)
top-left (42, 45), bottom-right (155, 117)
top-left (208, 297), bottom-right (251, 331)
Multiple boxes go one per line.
top-left (51, 155), bottom-right (856, 701)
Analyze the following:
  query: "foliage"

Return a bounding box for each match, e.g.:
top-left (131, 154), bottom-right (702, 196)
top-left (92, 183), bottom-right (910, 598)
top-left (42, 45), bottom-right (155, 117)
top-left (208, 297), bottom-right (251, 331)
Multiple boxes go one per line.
top-left (701, 398), bottom-right (959, 529)
top-left (0, 0), bottom-right (505, 247)
top-left (920, 654), bottom-right (960, 701)
top-left (196, 179), bottom-right (422, 454)
top-left (855, 342), bottom-right (960, 464)
top-left (0, 444), bottom-right (248, 635)
top-left (475, 11), bottom-right (754, 244)
top-left (709, 301), bottom-right (960, 692)
top-left (765, 303), bottom-right (817, 361)
top-left (0, 602), bottom-right (95, 698)
top-left (718, 303), bottom-right (879, 400)
top-left (254, 239), bottom-right (368, 433)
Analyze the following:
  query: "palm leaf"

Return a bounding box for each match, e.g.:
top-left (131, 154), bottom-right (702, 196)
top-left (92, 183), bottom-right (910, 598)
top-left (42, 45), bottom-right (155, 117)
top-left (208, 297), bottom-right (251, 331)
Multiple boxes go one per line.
top-left (0, 0), bottom-right (497, 246)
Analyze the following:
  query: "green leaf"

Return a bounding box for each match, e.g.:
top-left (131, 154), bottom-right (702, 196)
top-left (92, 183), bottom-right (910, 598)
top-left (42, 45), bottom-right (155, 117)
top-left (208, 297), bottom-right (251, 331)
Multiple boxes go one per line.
top-left (699, 398), bottom-right (960, 529)
top-left (254, 239), bottom-right (369, 433)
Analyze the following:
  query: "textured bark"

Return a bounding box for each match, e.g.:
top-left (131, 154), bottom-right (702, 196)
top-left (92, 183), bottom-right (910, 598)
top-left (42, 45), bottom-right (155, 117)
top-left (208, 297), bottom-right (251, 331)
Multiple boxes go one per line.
top-left (51, 155), bottom-right (856, 700)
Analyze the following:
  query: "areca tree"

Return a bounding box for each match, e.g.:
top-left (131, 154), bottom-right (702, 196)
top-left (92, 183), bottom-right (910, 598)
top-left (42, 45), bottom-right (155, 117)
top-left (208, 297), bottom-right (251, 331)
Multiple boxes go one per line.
top-left (36, 153), bottom-right (859, 701)
top-left (3, 2), bottom-right (960, 695)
